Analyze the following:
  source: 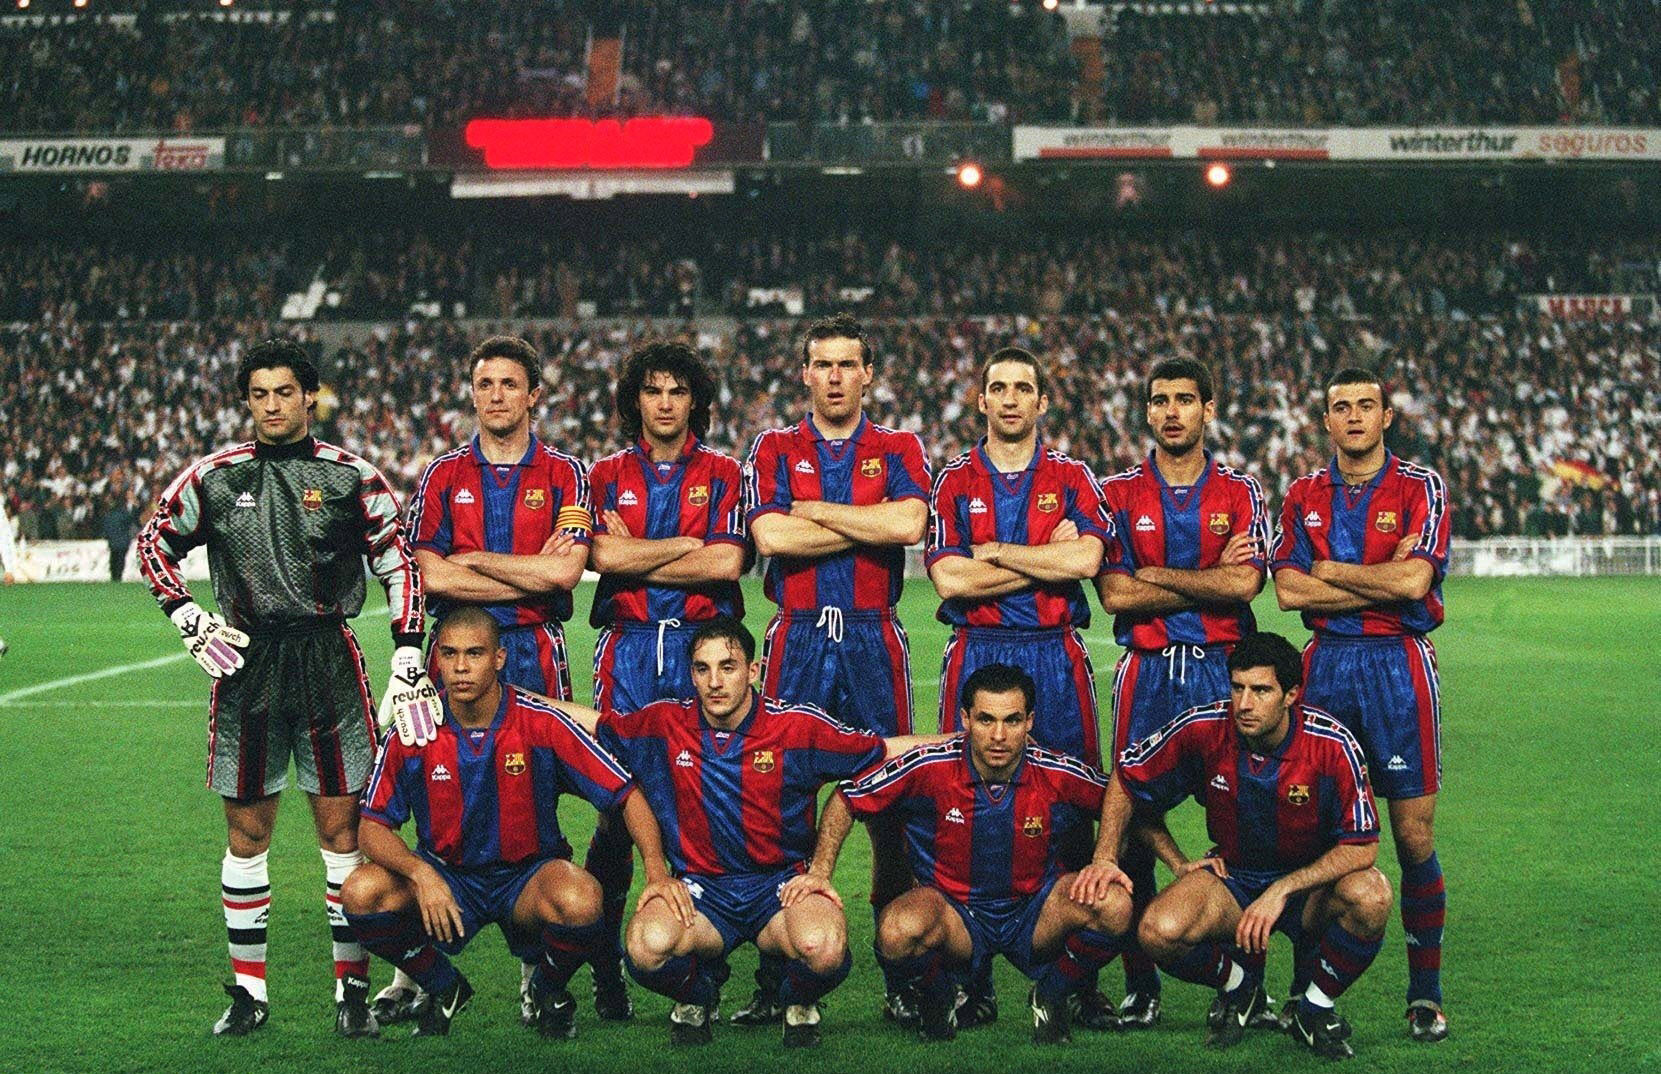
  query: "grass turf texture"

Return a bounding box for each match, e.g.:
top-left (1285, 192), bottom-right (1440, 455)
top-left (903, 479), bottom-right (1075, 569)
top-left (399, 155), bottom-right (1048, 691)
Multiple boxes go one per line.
top-left (1, 577), bottom-right (1657, 1074)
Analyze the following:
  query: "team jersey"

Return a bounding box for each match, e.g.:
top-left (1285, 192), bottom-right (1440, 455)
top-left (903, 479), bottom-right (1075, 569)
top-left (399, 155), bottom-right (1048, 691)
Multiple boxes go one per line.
top-left (361, 685), bottom-right (633, 867)
top-left (408, 434), bottom-right (592, 628)
top-left (1099, 452), bottom-right (1270, 649)
top-left (1118, 702), bottom-right (1379, 873)
top-left (137, 437), bottom-right (423, 641)
top-left (840, 739), bottom-right (1107, 902)
top-left (744, 415), bottom-right (931, 611)
top-left (1270, 452), bottom-right (1450, 637)
top-left (926, 439), bottom-right (1114, 628)
top-left (588, 436), bottom-right (746, 626)
top-left (598, 691), bottom-right (886, 878)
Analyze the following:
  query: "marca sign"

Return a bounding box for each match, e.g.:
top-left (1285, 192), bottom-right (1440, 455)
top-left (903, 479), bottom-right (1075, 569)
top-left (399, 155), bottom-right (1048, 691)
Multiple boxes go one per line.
top-left (0, 137), bottom-right (225, 173)
top-left (464, 118), bottom-right (715, 170)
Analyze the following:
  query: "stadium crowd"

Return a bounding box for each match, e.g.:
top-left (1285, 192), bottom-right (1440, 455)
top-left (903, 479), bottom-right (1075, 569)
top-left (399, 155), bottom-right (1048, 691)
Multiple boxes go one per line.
top-left (1, 0), bottom-right (1655, 131)
top-left (4, 312), bottom-right (1656, 545)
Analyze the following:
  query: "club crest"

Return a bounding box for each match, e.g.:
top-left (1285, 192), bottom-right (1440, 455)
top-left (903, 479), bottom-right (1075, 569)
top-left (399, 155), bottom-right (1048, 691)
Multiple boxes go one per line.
top-left (524, 488), bottom-right (547, 510)
top-left (687, 484), bottom-right (709, 506)
top-left (1286, 784), bottom-right (1310, 806)
top-left (1022, 815), bottom-right (1045, 838)
top-left (1208, 512), bottom-right (1230, 535)
top-left (752, 750), bottom-right (775, 773)
top-left (503, 752), bottom-right (526, 776)
top-left (301, 488), bottom-right (323, 511)
top-left (860, 457), bottom-right (883, 478)
top-left (1375, 510), bottom-right (1397, 533)
top-left (1036, 492), bottom-right (1059, 514)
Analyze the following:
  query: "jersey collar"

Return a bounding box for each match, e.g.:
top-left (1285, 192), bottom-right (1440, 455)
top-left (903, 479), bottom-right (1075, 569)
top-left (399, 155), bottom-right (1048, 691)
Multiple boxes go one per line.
top-left (698, 687), bottom-right (762, 738)
top-left (253, 435), bottom-right (316, 461)
top-left (1147, 448), bottom-right (1214, 494)
top-left (1321, 449), bottom-right (1396, 488)
top-left (802, 413), bottom-right (869, 445)
top-left (959, 738), bottom-right (1030, 787)
top-left (634, 433), bottom-right (700, 467)
top-left (974, 435), bottom-right (1043, 476)
top-left (470, 434), bottom-right (538, 469)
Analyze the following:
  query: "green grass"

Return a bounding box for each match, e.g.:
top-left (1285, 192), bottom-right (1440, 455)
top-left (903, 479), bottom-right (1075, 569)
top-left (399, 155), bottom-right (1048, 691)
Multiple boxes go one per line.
top-left (1, 578), bottom-right (1658, 1073)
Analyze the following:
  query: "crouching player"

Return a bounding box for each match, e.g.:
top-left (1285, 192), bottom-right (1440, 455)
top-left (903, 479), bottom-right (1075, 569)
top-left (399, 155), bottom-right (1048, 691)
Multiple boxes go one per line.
top-left (798, 664), bottom-right (1133, 1044)
top-left (1076, 632), bottom-right (1391, 1059)
top-left (341, 608), bottom-right (685, 1038)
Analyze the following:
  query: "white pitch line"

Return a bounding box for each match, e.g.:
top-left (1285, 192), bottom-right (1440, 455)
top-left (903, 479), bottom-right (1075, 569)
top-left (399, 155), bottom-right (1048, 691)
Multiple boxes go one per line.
top-left (0, 698), bottom-right (198, 708)
top-left (0, 652), bottom-right (189, 703)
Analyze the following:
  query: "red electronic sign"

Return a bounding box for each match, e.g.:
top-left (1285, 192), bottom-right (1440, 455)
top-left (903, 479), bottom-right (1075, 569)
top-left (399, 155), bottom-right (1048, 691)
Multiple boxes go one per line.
top-left (463, 118), bottom-right (716, 170)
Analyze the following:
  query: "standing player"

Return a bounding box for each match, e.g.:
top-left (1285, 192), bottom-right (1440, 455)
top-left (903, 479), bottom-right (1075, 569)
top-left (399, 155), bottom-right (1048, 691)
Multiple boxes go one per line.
top-left (135, 338), bottom-right (432, 1037)
top-left (1076, 632), bottom-right (1392, 1060)
top-left (343, 607), bottom-right (685, 1039)
top-left (803, 664), bottom-right (1132, 1044)
top-left (583, 339), bottom-right (747, 1017)
top-left (1092, 358), bottom-right (1271, 1028)
top-left (743, 313), bottom-right (931, 1022)
top-left (601, 617), bottom-right (930, 1048)
top-left (1270, 367), bottom-right (1452, 1042)
top-left (393, 334), bottom-right (598, 1024)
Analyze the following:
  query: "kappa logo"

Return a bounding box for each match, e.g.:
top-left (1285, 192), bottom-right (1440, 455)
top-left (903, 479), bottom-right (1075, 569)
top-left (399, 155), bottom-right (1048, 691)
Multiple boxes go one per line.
top-left (254, 909), bottom-right (270, 926)
top-left (618, 490), bottom-right (638, 507)
top-left (455, 488), bottom-right (476, 505)
top-left (524, 487), bottom-right (547, 510)
top-left (1209, 512), bottom-right (1231, 535)
top-left (301, 488), bottom-right (324, 511)
top-left (503, 751), bottom-right (526, 776)
top-left (1387, 755), bottom-right (1409, 771)
top-left (1303, 510), bottom-right (1323, 528)
top-left (860, 457), bottom-right (883, 478)
top-left (794, 459), bottom-right (816, 475)
top-left (235, 492), bottom-right (256, 509)
top-left (945, 807), bottom-right (966, 825)
top-left (400, 946), bottom-right (425, 961)
top-left (1135, 514), bottom-right (1156, 533)
top-left (1209, 773), bottom-right (1231, 793)
top-left (1036, 491), bottom-right (1059, 514)
top-left (687, 484), bottom-right (709, 506)
top-left (676, 749), bottom-right (695, 768)
top-left (431, 764), bottom-right (453, 782)
top-left (683, 879), bottom-right (704, 900)
top-left (968, 497), bottom-right (988, 515)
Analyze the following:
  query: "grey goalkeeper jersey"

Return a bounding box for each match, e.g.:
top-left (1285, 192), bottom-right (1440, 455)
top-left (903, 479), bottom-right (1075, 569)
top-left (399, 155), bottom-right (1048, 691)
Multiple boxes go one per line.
top-left (137, 436), bottom-right (424, 641)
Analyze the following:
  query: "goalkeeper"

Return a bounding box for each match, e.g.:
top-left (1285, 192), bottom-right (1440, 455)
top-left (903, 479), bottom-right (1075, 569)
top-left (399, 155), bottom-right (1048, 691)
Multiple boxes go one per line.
top-left (136, 339), bottom-right (435, 1040)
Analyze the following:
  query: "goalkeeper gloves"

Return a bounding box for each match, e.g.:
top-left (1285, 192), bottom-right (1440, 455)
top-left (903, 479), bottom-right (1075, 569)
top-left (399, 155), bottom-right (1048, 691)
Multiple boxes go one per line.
top-left (378, 645), bottom-right (442, 746)
top-left (169, 602), bottom-right (250, 679)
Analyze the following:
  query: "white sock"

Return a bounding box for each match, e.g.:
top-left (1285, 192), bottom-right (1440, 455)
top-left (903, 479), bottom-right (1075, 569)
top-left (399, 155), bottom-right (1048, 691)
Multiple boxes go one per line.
top-left (222, 849), bottom-right (270, 1002)
top-left (1224, 961), bottom-right (1246, 993)
top-left (320, 848), bottom-right (367, 1001)
top-left (1302, 981), bottom-right (1335, 1009)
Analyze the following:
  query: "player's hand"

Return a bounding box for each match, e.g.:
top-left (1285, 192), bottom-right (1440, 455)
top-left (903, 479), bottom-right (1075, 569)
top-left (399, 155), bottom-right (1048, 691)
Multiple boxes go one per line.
top-left (1069, 861), bottom-right (1132, 904)
top-left (412, 863), bottom-right (464, 944)
top-left (1219, 532), bottom-right (1259, 566)
top-left (1392, 534), bottom-right (1421, 561)
top-left (378, 646), bottom-right (442, 747)
top-left (539, 531), bottom-right (577, 558)
top-left (788, 500), bottom-right (824, 522)
top-left (638, 877), bottom-right (695, 927)
top-left (169, 601), bottom-right (250, 679)
top-left (1176, 855), bottom-right (1229, 879)
top-left (1048, 519), bottom-right (1080, 544)
top-left (780, 872), bottom-right (842, 910)
top-left (1310, 558), bottom-right (1335, 581)
top-left (600, 509), bottom-right (633, 538)
top-left (1235, 886), bottom-right (1287, 954)
top-left (971, 541), bottom-right (1003, 564)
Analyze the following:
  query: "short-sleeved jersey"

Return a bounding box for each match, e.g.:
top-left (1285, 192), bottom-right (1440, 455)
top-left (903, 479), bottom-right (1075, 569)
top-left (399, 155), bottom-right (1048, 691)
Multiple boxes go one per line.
top-left (588, 436), bottom-right (746, 626)
top-left (840, 740), bottom-right (1107, 902)
top-left (926, 439), bottom-right (1114, 629)
top-left (598, 692), bottom-right (886, 878)
top-left (1270, 452), bottom-right (1450, 637)
top-left (1118, 702), bottom-right (1379, 873)
top-left (744, 416), bottom-right (931, 611)
top-left (1099, 452), bottom-right (1270, 649)
top-left (361, 685), bottom-right (632, 867)
top-left (408, 435), bottom-right (592, 628)
top-left (137, 437), bottom-right (423, 640)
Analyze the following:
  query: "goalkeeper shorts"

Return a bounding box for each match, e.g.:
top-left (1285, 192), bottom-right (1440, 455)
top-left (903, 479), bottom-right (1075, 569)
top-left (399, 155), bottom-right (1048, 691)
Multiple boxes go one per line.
top-left (207, 621), bottom-right (376, 800)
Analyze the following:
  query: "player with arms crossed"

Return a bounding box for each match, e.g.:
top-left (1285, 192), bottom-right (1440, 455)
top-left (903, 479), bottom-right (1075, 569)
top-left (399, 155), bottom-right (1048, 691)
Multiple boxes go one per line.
top-left (743, 313), bottom-right (931, 1022)
top-left (1092, 357), bottom-right (1271, 1029)
top-left (805, 664), bottom-right (1132, 1044)
top-left (343, 608), bottom-right (682, 1039)
top-left (135, 338), bottom-right (435, 1038)
top-left (1271, 367), bottom-right (1452, 1042)
top-left (1077, 632), bottom-right (1391, 1060)
top-left (391, 334), bottom-right (598, 1023)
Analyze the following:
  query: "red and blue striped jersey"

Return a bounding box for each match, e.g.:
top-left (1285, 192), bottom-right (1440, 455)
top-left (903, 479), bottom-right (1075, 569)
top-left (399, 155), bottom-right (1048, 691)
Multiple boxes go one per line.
top-left (588, 436), bottom-right (747, 626)
top-left (926, 439), bottom-right (1114, 628)
top-left (408, 435), bottom-right (592, 628)
top-left (361, 686), bottom-right (634, 868)
top-left (840, 740), bottom-right (1107, 902)
top-left (1117, 702), bottom-right (1379, 873)
top-left (1099, 452), bottom-right (1270, 649)
top-left (1270, 452), bottom-right (1450, 637)
top-left (744, 416), bottom-right (931, 611)
top-left (598, 692), bottom-right (886, 877)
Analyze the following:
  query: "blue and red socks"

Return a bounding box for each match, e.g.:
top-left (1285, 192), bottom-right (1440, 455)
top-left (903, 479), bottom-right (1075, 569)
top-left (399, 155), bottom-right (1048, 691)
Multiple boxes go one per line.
top-left (1399, 851), bottom-right (1446, 1006)
top-left (538, 919), bottom-right (607, 994)
top-left (1036, 929), bottom-right (1125, 1005)
top-left (346, 909), bottom-right (459, 995)
top-left (779, 949), bottom-right (852, 1008)
top-left (626, 952), bottom-right (720, 1006)
top-left (584, 817), bottom-right (635, 975)
top-left (1162, 940), bottom-right (1246, 992)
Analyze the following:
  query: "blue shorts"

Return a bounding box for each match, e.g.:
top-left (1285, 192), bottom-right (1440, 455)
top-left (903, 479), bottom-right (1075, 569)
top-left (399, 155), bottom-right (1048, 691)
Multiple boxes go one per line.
top-left (420, 851), bottom-right (559, 960)
top-left (1219, 866), bottom-right (1311, 945)
top-left (940, 877), bottom-right (1059, 980)
top-left (1302, 634), bottom-right (1442, 799)
top-left (428, 622), bottom-right (572, 702)
top-left (681, 868), bottom-right (799, 955)
top-left (1110, 644), bottom-right (1233, 767)
top-left (592, 621), bottom-right (698, 717)
top-left (939, 626), bottom-right (1101, 768)
top-left (761, 610), bottom-right (913, 735)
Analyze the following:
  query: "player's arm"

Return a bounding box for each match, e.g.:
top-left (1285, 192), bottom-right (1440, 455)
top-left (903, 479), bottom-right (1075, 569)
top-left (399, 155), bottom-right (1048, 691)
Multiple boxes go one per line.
top-left (749, 511), bottom-right (855, 558)
top-left (881, 732), bottom-right (956, 758)
top-left (1311, 554), bottom-right (1435, 603)
top-left (1273, 567), bottom-right (1374, 613)
top-left (588, 529), bottom-right (702, 575)
top-left (927, 553), bottom-right (1031, 600)
top-left (358, 815), bottom-right (464, 943)
top-left (642, 541), bottom-right (745, 584)
top-left (1069, 773), bottom-right (1137, 903)
top-left (453, 532), bottom-right (589, 593)
top-left (789, 498), bottom-right (928, 547)
top-left (1135, 530), bottom-right (1265, 604)
top-left (618, 787), bottom-right (695, 926)
top-left (780, 790), bottom-right (858, 909)
top-left (414, 548), bottom-right (535, 602)
top-left (1235, 841), bottom-right (1378, 954)
top-left (977, 533), bottom-right (1104, 583)
top-left (1095, 570), bottom-right (1193, 614)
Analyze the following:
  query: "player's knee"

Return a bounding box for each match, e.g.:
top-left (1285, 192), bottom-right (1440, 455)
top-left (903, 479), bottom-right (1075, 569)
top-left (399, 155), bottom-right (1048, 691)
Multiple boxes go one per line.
top-left (876, 906), bottom-right (925, 959)
top-left (1392, 819), bottom-right (1436, 863)
top-left (1137, 905), bottom-right (1188, 957)
top-left (340, 865), bottom-right (395, 915)
top-left (1338, 869), bottom-right (1393, 933)
top-left (1089, 886), bottom-right (1134, 936)
top-left (795, 927), bottom-right (848, 976)
top-left (626, 912), bottom-right (682, 967)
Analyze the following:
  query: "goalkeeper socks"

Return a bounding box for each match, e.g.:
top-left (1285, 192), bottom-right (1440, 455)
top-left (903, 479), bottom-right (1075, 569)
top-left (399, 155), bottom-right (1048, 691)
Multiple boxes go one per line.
top-left (539, 919), bottom-right (607, 993)
top-left (320, 848), bottom-right (369, 999)
top-left (1308, 920), bottom-right (1383, 1003)
top-left (346, 909), bottom-right (457, 995)
top-left (1036, 928), bottom-right (1125, 1005)
top-left (626, 952), bottom-right (718, 1006)
top-left (222, 849), bottom-right (270, 1002)
top-left (779, 949), bottom-right (852, 1008)
top-left (1399, 850), bottom-right (1446, 1006)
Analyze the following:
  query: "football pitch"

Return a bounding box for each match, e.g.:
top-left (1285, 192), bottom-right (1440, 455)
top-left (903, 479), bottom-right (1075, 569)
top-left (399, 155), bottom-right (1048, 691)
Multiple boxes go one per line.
top-left (1, 577), bottom-right (1657, 1074)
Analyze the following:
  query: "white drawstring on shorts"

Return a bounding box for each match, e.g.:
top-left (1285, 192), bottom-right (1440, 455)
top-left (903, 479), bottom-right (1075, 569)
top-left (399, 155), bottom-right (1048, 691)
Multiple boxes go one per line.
top-left (1160, 644), bottom-right (1207, 685)
top-left (655, 618), bottom-right (683, 675)
top-left (816, 606), bottom-right (845, 644)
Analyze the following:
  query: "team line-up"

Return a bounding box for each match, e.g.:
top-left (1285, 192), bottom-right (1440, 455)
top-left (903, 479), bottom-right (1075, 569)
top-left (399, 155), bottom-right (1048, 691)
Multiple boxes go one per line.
top-left (132, 314), bottom-right (1451, 1058)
